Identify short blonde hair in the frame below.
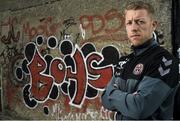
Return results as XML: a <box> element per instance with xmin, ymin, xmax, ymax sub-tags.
<box><xmin>125</xmin><ymin>1</ymin><xmax>155</xmax><ymax>19</ymax></box>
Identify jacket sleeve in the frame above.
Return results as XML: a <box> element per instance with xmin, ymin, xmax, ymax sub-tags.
<box><xmin>101</xmin><ymin>76</ymin><xmax>117</xmax><ymax>111</ymax></box>
<box><xmin>108</xmin><ymin>76</ymin><xmax>172</xmax><ymax>119</ymax></box>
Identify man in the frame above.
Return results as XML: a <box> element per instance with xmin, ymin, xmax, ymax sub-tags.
<box><xmin>101</xmin><ymin>1</ymin><xmax>179</xmax><ymax>120</ymax></box>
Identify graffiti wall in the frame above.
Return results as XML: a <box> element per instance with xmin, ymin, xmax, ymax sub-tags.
<box><xmin>0</xmin><ymin>0</ymin><xmax>172</xmax><ymax>120</ymax></box>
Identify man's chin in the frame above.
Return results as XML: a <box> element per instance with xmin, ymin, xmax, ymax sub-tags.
<box><xmin>131</xmin><ymin>40</ymin><xmax>142</xmax><ymax>46</ymax></box>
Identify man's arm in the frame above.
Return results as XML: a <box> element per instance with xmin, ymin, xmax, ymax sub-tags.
<box><xmin>101</xmin><ymin>76</ymin><xmax>117</xmax><ymax>111</ymax></box>
<box><xmin>108</xmin><ymin>76</ymin><xmax>172</xmax><ymax>119</ymax></box>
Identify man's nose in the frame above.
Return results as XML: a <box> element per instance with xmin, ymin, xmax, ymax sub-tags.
<box><xmin>131</xmin><ymin>22</ymin><xmax>139</xmax><ymax>32</ymax></box>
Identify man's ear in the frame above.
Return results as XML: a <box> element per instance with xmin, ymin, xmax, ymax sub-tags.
<box><xmin>152</xmin><ymin>21</ymin><xmax>158</xmax><ymax>30</ymax></box>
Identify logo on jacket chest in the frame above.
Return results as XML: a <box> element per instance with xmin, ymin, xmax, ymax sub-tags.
<box><xmin>133</xmin><ymin>63</ymin><xmax>144</xmax><ymax>75</ymax></box>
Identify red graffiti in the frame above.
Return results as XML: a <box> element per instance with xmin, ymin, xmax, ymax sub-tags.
<box><xmin>66</xmin><ymin>48</ymin><xmax>87</xmax><ymax>106</ymax></box>
<box><xmin>79</xmin><ymin>9</ymin><xmax>124</xmax><ymax>35</ymax></box>
<box><xmin>51</xmin><ymin>58</ymin><xmax>66</xmax><ymax>84</ymax></box>
<box><xmin>87</xmin><ymin>52</ymin><xmax>113</xmax><ymax>89</ymax></box>
<box><xmin>1</xmin><ymin>25</ymin><xmax>20</xmax><ymax>44</ymax></box>
<box><xmin>1</xmin><ymin>17</ymin><xmax>20</xmax><ymax>44</ymax></box>
<box><xmin>28</xmin><ymin>50</ymin><xmax>53</xmax><ymax>101</ymax></box>
<box><xmin>23</xmin><ymin>16</ymin><xmax>61</xmax><ymax>40</ymax></box>
<box><xmin>27</xmin><ymin>44</ymin><xmax>113</xmax><ymax>107</ymax></box>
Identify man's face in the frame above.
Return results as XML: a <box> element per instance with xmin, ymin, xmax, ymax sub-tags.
<box><xmin>125</xmin><ymin>9</ymin><xmax>157</xmax><ymax>46</ymax></box>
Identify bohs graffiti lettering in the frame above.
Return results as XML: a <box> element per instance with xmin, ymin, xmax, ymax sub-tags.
<box><xmin>15</xmin><ymin>35</ymin><xmax>120</xmax><ymax>113</ymax></box>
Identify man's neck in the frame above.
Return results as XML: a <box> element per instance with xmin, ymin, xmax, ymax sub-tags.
<box><xmin>131</xmin><ymin>38</ymin><xmax>158</xmax><ymax>56</ymax></box>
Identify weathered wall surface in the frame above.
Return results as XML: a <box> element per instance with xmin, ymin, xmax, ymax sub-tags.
<box><xmin>0</xmin><ymin>0</ymin><xmax>172</xmax><ymax>120</ymax></box>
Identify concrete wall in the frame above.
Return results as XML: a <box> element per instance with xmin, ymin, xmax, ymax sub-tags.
<box><xmin>0</xmin><ymin>0</ymin><xmax>172</xmax><ymax>120</ymax></box>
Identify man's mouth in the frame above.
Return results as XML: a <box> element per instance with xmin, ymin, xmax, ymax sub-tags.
<box><xmin>131</xmin><ymin>35</ymin><xmax>140</xmax><ymax>38</ymax></box>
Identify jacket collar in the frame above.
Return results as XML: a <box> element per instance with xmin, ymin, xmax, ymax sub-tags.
<box><xmin>131</xmin><ymin>38</ymin><xmax>158</xmax><ymax>56</ymax></box>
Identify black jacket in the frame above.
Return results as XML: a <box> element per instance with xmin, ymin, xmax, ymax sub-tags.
<box><xmin>101</xmin><ymin>38</ymin><xmax>179</xmax><ymax>120</ymax></box>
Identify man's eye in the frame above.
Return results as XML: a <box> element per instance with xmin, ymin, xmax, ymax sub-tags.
<box><xmin>138</xmin><ymin>21</ymin><xmax>145</xmax><ymax>24</ymax></box>
<box><xmin>126</xmin><ymin>22</ymin><xmax>132</xmax><ymax>25</ymax></box>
